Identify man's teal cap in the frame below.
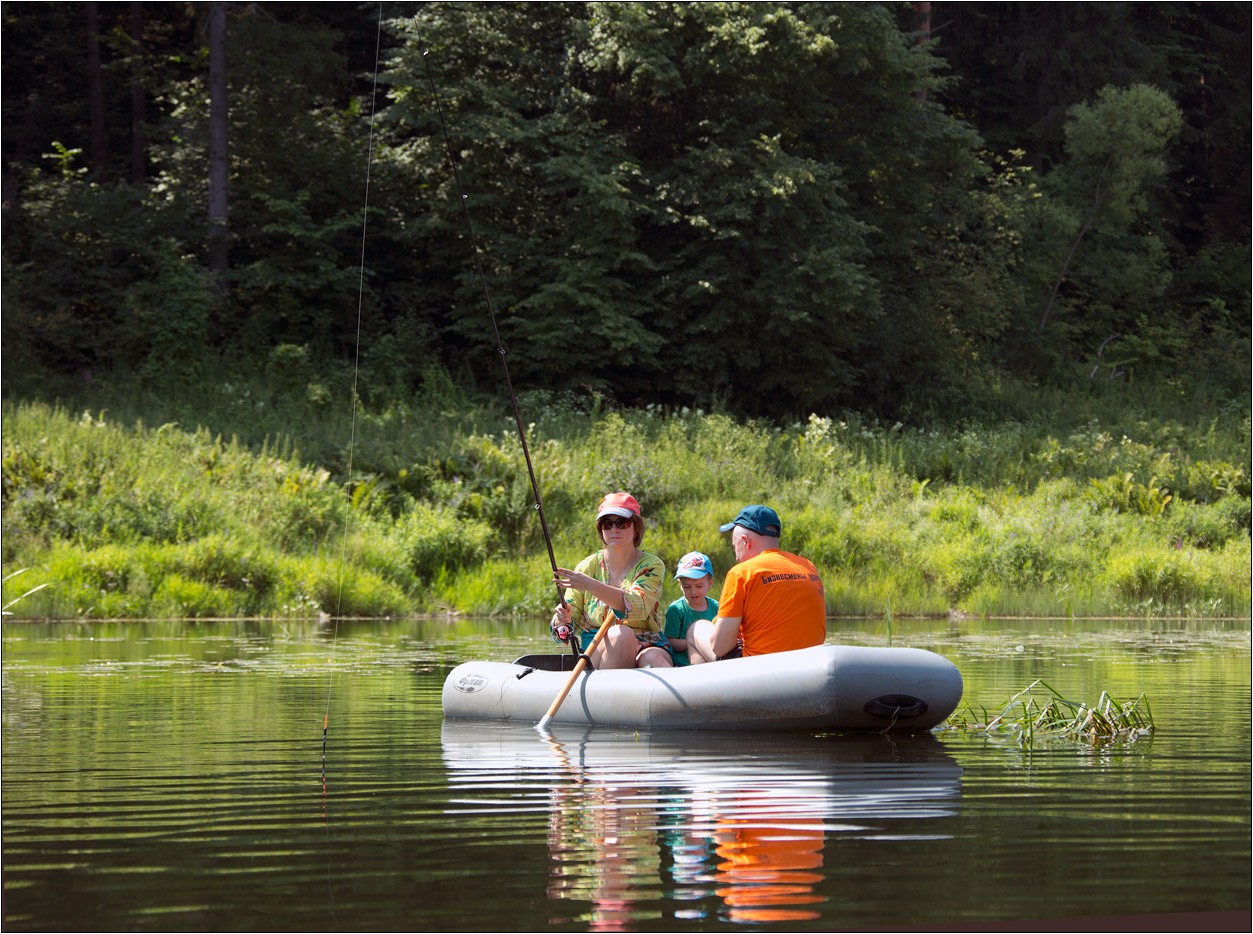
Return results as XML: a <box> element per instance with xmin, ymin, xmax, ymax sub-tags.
<box><xmin>719</xmin><ymin>505</ymin><xmax>781</xmax><ymax>537</ymax></box>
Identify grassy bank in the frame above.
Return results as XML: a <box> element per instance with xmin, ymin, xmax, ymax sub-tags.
<box><xmin>2</xmin><ymin>376</ymin><xmax>1249</xmax><ymax>620</ymax></box>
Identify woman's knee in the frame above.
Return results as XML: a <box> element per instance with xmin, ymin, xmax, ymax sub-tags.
<box><xmin>593</xmin><ymin>625</ymin><xmax>638</xmax><ymax>668</ymax></box>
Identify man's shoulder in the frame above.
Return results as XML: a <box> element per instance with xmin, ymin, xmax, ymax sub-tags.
<box><xmin>745</xmin><ymin>550</ymin><xmax>821</xmax><ymax>585</ymax></box>
<box><xmin>744</xmin><ymin>549</ymin><xmax>807</xmax><ymax>569</ymax></box>
<box><xmin>766</xmin><ymin>549</ymin><xmax>818</xmax><ymax>570</ymax></box>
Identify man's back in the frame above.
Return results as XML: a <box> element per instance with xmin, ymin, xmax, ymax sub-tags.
<box><xmin>716</xmin><ymin>549</ymin><xmax>826</xmax><ymax>655</ymax></box>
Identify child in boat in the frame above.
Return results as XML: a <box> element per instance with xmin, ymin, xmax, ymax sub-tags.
<box><xmin>664</xmin><ymin>552</ymin><xmax>719</xmax><ymax>666</ymax></box>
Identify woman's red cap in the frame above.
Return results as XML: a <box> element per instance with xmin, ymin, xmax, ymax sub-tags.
<box><xmin>596</xmin><ymin>492</ymin><xmax>641</xmax><ymax>520</ymax></box>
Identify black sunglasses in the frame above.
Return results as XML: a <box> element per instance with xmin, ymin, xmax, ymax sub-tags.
<box><xmin>598</xmin><ymin>516</ymin><xmax>634</xmax><ymax>530</ymax></box>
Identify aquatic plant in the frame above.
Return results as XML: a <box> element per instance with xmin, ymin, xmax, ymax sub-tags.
<box><xmin>944</xmin><ymin>680</ymin><xmax>1154</xmax><ymax>747</ymax></box>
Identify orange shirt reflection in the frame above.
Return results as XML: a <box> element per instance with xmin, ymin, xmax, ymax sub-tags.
<box><xmin>713</xmin><ymin>808</ymin><xmax>825</xmax><ymax>923</ymax></box>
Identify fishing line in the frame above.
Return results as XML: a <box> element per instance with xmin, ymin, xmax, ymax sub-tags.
<box><xmin>324</xmin><ymin>0</ymin><xmax>386</xmax><ymax>793</ymax></box>
<box><xmin>417</xmin><ymin>37</ymin><xmax>564</xmax><ymax>601</ymax></box>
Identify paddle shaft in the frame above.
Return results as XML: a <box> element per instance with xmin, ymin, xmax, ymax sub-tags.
<box><xmin>536</xmin><ymin>614</ymin><xmax>616</xmax><ymax>732</ymax></box>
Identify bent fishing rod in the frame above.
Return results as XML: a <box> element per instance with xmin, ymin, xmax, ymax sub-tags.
<box><xmin>418</xmin><ymin>43</ymin><xmax>564</xmax><ymax>608</ymax></box>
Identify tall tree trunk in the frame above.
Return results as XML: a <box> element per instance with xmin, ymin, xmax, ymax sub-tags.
<box><xmin>1038</xmin><ymin>155</ymin><xmax>1113</xmax><ymax>333</ymax></box>
<box><xmin>913</xmin><ymin>2</ymin><xmax>932</xmax><ymax>103</ymax></box>
<box><xmin>129</xmin><ymin>2</ymin><xmax>147</xmax><ymax>184</ymax></box>
<box><xmin>86</xmin><ymin>2</ymin><xmax>107</xmax><ymax>179</ymax></box>
<box><xmin>208</xmin><ymin>2</ymin><xmax>229</xmax><ymax>288</ymax></box>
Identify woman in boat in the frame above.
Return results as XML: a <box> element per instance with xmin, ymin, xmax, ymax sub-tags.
<box><xmin>550</xmin><ymin>492</ymin><xmax>673</xmax><ymax>669</ymax></box>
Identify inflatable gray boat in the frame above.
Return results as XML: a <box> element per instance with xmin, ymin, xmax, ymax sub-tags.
<box><xmin>442</xmin><ymin>644</ymin><xmax>963</xmax><ymax>732</ymax></box>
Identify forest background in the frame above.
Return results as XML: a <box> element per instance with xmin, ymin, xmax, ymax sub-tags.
<box><xmin>1</xmin><ymin>2</ymin><xmax>1249</xmax><ymax>621</ymax></box>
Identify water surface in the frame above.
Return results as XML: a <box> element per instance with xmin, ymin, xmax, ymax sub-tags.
<box><xmin>3</xmin><ymin>618</ymin><xmax>1249</xmax><ymax>930</ymax></box>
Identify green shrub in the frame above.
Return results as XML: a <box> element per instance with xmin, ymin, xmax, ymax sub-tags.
<box><xmin>3</xmin><ymin>392</ymin><xmax>1248</xmax><ymax>620</ymax></box>
<box><xmin>1103</xmin><ymin>549</ymin><xmax>1211</xmax><ymax>605</ymax></box>
<box><xmin>1159</xmin><ymin>498</ymin><xmax>1250</xmax><ymax>549</ymax></box>
<box><xmin>921</xmin><ymin>536</ymin><xmax>988</xmax><ymax>605</ymax></box>
<box><xmin>392</xmin><ymin>501</ymin><xmax>495</xmax><ymax>582</ymax></box>
<box><xmin>1174</xmin><ymin>460</ymin><xmax>1251</xmax><ymax>504</ymax></box>
<box><xmin>927</xmin><ymin>488</ymin><xmax>985</xmax><ymax>532</ymax></box>
<box><xmin>1213</xmin><ymin>538</ymin><xmax>1253</xmax><ymax>612</ymax></box>
<box><xmin>152</xmin><ymin>574</ymin><xmax>237</xmax><ymax>618</ymax></box>
<box><xmin>161</xmin><ymin>536</ymin><xmax>278</xmax><ymax>596</ymax></box>
<box><xmin>986</xmin><ymin>531</ymin><xmax>1065</xmax><ymax>589</ymax></box>
<box><xmin>438</xmin><ymin>555</ymin><xmax>557</xmax><ymax>617</ymax></box>
<box><xmin>275</xmin><ymin>555</ymin><xmax>409</xmax><ymax>618</ymax></box>
<box><xmin>1085</xmin><ymin>472</ymin><xmax>1173</xmax><ymax>516</ymax></box>
<box><xmin>35</xmin><ymin>543</ymin><xmax>147</xmax><ymax>617</ymax></box>
<box><xmin>331</xmin><ymin>573</ymin><xmax>409</xmax><ymax>618</ymax></box>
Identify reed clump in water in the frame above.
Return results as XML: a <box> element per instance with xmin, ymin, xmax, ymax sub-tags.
<box><xmin>945</xmin><ymin>679</ymin><xmax>1154</xmax><ymax>747</ymax></box>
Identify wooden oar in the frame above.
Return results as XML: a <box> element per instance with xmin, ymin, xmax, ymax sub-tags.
<box><xmin>536</xmin><ymin>614</ymin><xmax>615</xmax><ymax>733</ymax></box>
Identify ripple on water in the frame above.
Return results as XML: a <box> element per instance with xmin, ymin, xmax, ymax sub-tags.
<box><xmin>2</xmin><ymin>618</ymin><xmax>1248</xmax><ymax>930</ymax></box>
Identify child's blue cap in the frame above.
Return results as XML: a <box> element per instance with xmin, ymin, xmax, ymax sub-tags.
<box><xmin>674</xmin><ymin>552</ymin><xmax>713</xmax><ymax>580</ymax></box>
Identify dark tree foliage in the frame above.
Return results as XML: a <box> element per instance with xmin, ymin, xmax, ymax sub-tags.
<box><xmin>386</xmin><ymin>2</ymin><xmax>997</xmax><ymax>417</ymax></box>
<box><xmin>1</xmin><ymin>2</ymin><xmax>1247</xmax><ymax>421</ymax></box>
<box><xmin>2</xmin><ymin>2</ymin><xmax>396</xmax><ymax>384</ymax></box>
<box><xmin>929</xmin><ymin>2</ymin><xmax>1250</xmax><ymax>250</ymax></box>
<box><xmin>928</xmin><ymin>1</ymin><xmax>1250</xmax><ymax>391</ymax></box>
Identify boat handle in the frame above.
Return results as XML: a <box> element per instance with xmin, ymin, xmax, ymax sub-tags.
<box><xmin>864</xmin><ymin>694</ymin><xmax>929</xmax><ymax>719</ymax></box>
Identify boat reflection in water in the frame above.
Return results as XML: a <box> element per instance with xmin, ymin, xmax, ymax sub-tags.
<box><xmin>441</xmin><ymin>722</ymin><xmax>963</xmax><ymax>929</ymax></box>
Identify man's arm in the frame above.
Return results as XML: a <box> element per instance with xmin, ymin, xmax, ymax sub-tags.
<box><xmin>707</xmin><ymin>615</ymin><xmax>742</xmax><ymax>658</ymax></box>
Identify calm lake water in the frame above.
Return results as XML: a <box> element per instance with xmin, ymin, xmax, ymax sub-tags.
<box><xmin>2</xmin><ymin>617</ymin><xmax>1249</xmax><ymax>931</ymax></box>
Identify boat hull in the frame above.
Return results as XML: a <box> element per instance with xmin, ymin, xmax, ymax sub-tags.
<box><xmin>442</xmin><ymin>644</ymin><xmax>963</xmax><ymax>732</ymax></box>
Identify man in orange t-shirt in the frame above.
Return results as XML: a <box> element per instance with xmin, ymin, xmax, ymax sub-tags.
<box><xmin>687</xmin><ymin>505</ymin><xmax>826</xmax><ymax>661</ymax></box>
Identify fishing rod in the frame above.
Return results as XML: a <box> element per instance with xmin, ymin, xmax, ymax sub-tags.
<box><xmin>417</xmin><ymin>41</ymin><xmax>564</xmax><ymax>605</ymax></box>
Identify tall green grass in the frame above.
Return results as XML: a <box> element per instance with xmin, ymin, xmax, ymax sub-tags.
<box><xmin>2</xmin><ymin>372</ymin><xmax>1249</xmax><ymax>620</ymax></box>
